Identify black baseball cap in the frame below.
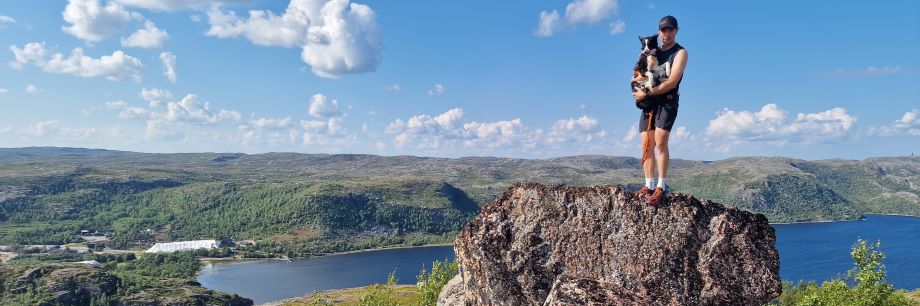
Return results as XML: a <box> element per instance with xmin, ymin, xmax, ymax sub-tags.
<box><xmin>659</xmin><ymin>15</ymin><xmax>678</xmax><ymax>30</ymax></box>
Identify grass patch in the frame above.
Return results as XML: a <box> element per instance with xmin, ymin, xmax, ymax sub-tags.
<box><xmin>283</xmin><ymin>285</ymin><xmax>420</xmax><ymax>306</ymax></box>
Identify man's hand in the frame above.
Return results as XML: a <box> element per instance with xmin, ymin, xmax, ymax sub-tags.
<box><xmin>631</xmin><ymin>74</ymin><xmax>647</xmax><ymax>83</ymax></box>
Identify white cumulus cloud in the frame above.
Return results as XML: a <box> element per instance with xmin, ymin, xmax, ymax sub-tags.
<box><xmin>109</xmin><ymin>93</ymin><xmax>241</xmax><ymax>127</ymax></box>
<box><xmin>308</xmin><ymin>93</ymin><xmax>342</xmax><ymax>118</ymax></box>
<box><xmin>120</xmin><ymin>94</ymin><xmax>241</xmax><ymax>140</ymax></box>
<box><xmin>893</xmin><ymin>110</ymin><xmax>920</xmax><ymax>135</ymax></box>
<box><xmin>871</xmin><ymin>109</ymin><xmax>920</xmax><ymax>136</ymax></box>
<box><xmin>385</xmin><ymin>109</ymin><xmax>609</xmax><ymax>153</ymax></box>
<box><xmin>461</xmin><ymin>119</ymin><xmax>526</xmax><ymax>148</ymax></box>
<box><xmin>672</xmin><ymin>126</ymin><xmax>690</xmax><ymax>138</ymax></box>
<box><xmin>427</xmin><ymin>83</ymin><xmax>445</xmax><ymax>96</ymax></box>
<box><xmin>706</xmin><ymin>103</ymin><xmax>857</xmax><ymax>144</ymax></box>
<box><xmin>238</xmin><ymin>116</ymin><xmax>296</xmax><ymax>145</ymax></box>
<box><xmin>385</xmin><ymin>108</ymin><xmax>467</xmax><ymax>148</ymax></box>
<box><xmin>545</xmin><ymin>115</ymin><xmax>606</xmax><ymax>145</ymax></box>
<box><xmin>113</xmin><ymin>0</ymin><xmax>250</xmax><ymax>11</ymax></box>
<box><xmin>240</xmin><ymin>93</ymin><xmax>352</xmax><ymax>147</ymax></box>
<box><xmin>9</xmin><ymin>42</ymin><xmax>144</xmax><ymax>82</ymax></box>
<box><xmin>535</xmin><ymin>11</ymin><xmax>561</xmax><ymax>37</ymax></box>
<box><xmin>164</xmin><ymin>94</ymin><xmax>241</xmax><ymax>124</ymax></box>
<box><xmin>139</xmin><ymin>88</ymin><xmax>173</xmax><ymax>106</ymax></box>
<box><xmin>121</xmin><ymin>20</ymin><xmax>169</xmax><ymax>48</ymax></box>
<box><xmin>300</xmin><ymin>117</ymin><xmax>347</xmax><ymax>144</ymax></box>
<box><xmin>160</xmin><ymin>51</ymin><xmax>176</xmax><ymax>83</ymax></box>
<box><xmin>25</xmin><ymin>120</ymin><xmax>59</xmax><ymax>136</ymax></box>
<box><xmin>621</xmin><ymin>126</ymin><xmax>637</xmax><ymax>142</ymax></box>
<box><xmin>536</xmin><ymin>0</ymin><xmax>620</xmax><ymax>37</ymax></box>
<box><xmin>205</xmin><ymin>0</ymin><xmax>383</xmax><ymax>78</ymax></box>
<box><xmin>62</xmin><ymin>0</ymin><xmax>136</xmax><ymax>42</ymax></box>
<box><xmin>609</xmin><ymin>19</ymin><xmax>625</xmax><ymax>35</ymax></box>
<box><xmin>246</xmin><ymin>117</ymin><xmax>293</xmax><ymax>129</ymax></box>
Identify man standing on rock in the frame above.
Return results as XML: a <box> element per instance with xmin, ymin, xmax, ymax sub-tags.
<box><xmin>632</xmin><ymin>16</ymin><xmax>688</xmax><ymax>206</ymax></box>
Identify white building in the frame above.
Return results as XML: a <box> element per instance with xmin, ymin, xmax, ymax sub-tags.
<box><xmin>76</xmin><ymin>260</ymin><xmax>100</xmax><ymax>266</ymax></box>
<box><xmin>145</xmin><ymin>240</ymin><xmax>220</xmax><ymax>253</ymax></box>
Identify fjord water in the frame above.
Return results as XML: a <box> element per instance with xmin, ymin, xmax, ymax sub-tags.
<box><xmin>773</xmin><ymin>214</ymin><xmax>920</xmax><ymax>288</ymax></box>
<box><xmin>197</xmin><ymin>246</ymin><xmax>456</xmax><ymax>304</ymax></box>
<box><xmin>198</xmin><ymin>215</ymin><xmax>920</xmax><ymax>304</ymax></box>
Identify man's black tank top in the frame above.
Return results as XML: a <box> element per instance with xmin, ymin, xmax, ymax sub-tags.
<box><xmin>655</xmin><ymin>43</ymin><xmax>684</xmax><ymax>100</ymax></box>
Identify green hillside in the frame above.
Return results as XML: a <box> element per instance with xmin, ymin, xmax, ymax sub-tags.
<box><xmin>0</xmin><ymin>147</ymin><xmax>918</xmax><ymax>253</ymax></box>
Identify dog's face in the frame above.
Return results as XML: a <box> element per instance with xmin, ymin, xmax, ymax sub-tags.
<box><xmin>639</xmin><ymin>34</ymin><xmax>659</xmax><ymax>56</ymax></box>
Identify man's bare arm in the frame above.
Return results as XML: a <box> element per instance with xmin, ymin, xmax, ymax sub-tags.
<box><xmin>649</xmin><ymin>49</ymin><xmax>688</xmax><ymax>96</ymax></box>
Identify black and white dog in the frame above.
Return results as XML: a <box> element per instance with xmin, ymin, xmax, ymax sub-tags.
<box><xmin>631</xmin><ymin>34</ymin><xmax>667</xmax><ymax>97</ymax></box>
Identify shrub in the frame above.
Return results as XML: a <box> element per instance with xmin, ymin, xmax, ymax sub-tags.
<box><xmin>305</xmin><ymin>292</ymin><xmax>333</xmax><ymax>306</ymax></box>
<box><xmin>416</xmin><ymin>258</ymin><xmax>459</xmax><ymax>306</ymax></box>
<box><xmin>360</xmin><ymin>271</ymin><xmax>400</xmax><ymax>306</ymax></box>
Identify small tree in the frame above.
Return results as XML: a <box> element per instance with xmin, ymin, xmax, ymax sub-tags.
<box><xmin>360</xmin><ymin>271</ymin><xmax>399</xmax><ymax>306</ymax></box>
<box><xmin>847</xmin><ymin>240</ymin><xmax>911</xmax><ymax>305</ymax></box>
<box><xmin>416</xmin><ymin>258</ymin><xmax>459</xmax><ymax>306</ymax></box>
<box><xmin>89</xmin><ymin>293</ymin><xmax>113</xmax><ymax>306</ymax></box>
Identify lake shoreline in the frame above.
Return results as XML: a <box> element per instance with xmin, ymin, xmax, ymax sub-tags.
<box><xmin>769</xmin><ymin>219</ymin><xmax>860</xmax><ymax>225</ymax></box>
<box><xmin>769</xmin><ymin>213</ymin><xmax>920</xmax><ymax>225</ymax></box>
<box><xmin>198</xmin><ymin>243</ymin><xmax>455</xmax><ymax>267</ymax></box>
<box><xmin>307</xmin><ymin>242</ymin><xmax>454</xmax><ymax>259</ymax></box>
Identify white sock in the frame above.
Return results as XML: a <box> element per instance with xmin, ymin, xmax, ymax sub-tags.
<box><xmin>657</xmin><ymin>178</ymin><xmax>668</xmax><ymax>189</ymax></box>
<box><xmin>645</xmin><ymin>178</ymin><xmax>655</xmax><ymax>188</ymax></box>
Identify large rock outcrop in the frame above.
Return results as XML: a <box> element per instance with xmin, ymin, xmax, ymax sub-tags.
<box><xmin>444</xmin><ymin>182</ymin><xmax>781</xmax><ymax>305</ymax></box>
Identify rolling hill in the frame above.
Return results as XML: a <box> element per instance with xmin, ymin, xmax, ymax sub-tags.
<box><xmin>0</xmin><ymin>147</ymin><xmax>917</xmax><ymax>254</ymax></box>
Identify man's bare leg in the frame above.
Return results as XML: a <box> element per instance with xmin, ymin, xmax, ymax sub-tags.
<box><xmin>654</xmin><ymin>128</ymin><xmax>671</xmax><ymax>188</ymax></box>
<box><xmin>642</xmin><ymin>130</ymin><xmax>657</xmax><ymax>184</ymax></box>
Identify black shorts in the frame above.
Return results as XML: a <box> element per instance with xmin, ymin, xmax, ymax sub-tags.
<box><xmin>638</xmin><ymin>101</ymin><xmax>678</xmax><ymax>132</ymax></box>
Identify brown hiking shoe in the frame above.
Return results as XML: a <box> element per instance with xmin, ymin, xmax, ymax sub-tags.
<box><xmin>637</xmin><ymin>186</ymin><xmax>652</xmax><ymax>196</ymax></box>
<box><xmin>646</xmin><ymin>187</ymin><xmax>667</xmax><ymax>206</ymax></box>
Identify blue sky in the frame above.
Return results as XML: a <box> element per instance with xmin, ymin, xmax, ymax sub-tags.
<box><xmin>0</xmin><ymin>0</ymin><xmax>917</xmax><ymax>160</ymax></box>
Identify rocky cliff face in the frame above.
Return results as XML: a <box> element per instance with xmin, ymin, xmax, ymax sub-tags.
<box><xmin>441</xmin><ymin>182</ymin><xmax>782</xmax><ymax>306</ymax></box>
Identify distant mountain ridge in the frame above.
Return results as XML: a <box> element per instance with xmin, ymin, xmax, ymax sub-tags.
<box><xmin>0</xmin><ymin>147</ymin><xmax>917</xmax><ymax>251</ymax></box>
